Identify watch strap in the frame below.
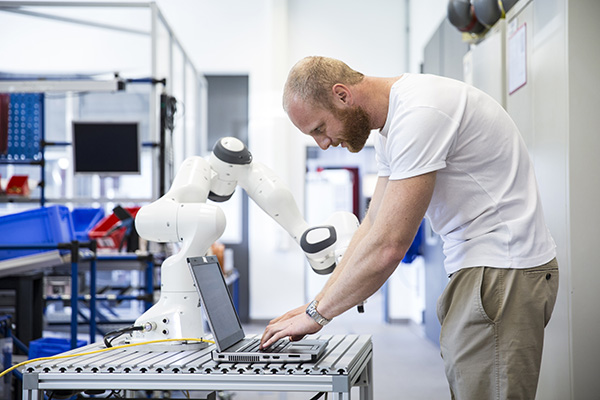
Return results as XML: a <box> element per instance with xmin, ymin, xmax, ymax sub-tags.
<box><xmin>306</xmin><ymin>300</ymin><xmax>331</xmax><ymax>326</ymax></box>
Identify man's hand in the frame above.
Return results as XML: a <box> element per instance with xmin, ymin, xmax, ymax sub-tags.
<box><xmin>260</xmin><ymin>309</ymin><xmax>323</xmax><ymax>350</ymax></box>
<box><xmin>267</xmin><ymin>303</ymin><xmax>308</xmax><ymax>325</ymax></box>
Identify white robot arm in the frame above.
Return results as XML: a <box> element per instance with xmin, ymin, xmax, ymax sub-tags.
<box><xmin>130</xmin><ymin>137</ymin><xmax>358</xmax><ymax>342</ymax></box>
<box><xmin>208</xmin><ymin>137</ymin><xmax>358</xmax><ymax>274</ymax></box>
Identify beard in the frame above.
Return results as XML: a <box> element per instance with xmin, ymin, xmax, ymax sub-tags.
<box><xmin>333</xmin><ymin>105</ymin><xmax>372</xmax><ymax>153</ymax></box>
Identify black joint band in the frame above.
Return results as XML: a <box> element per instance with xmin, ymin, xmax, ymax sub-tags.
<box><xmin>208</xmin><ymin>190</ymin><xmax>234</xmax><ymax>203</ymax></box>
<box><xmin>300</xmin><ymin>226</ymin><xmax>336</xmax><ymax>254</ymax></box>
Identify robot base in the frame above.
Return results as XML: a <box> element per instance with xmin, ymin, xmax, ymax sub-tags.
<box><xmin>129</xmin><ymin>290</ymin><xmax>208</xmax><ymax>347</ymax></box>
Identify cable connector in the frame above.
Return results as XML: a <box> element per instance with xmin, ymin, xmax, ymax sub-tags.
<box><xmin>143</xmin><ymin>321</ymin><xmax>156</xmax><ymax>332</ymax></box>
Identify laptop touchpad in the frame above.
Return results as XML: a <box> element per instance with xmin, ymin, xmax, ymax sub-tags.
<box><xmin>287</xmin><ymin>342</ymin><xmax>320</xmax><ymax>352</ymax></box>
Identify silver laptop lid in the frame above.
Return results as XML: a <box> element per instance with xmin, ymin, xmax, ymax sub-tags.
<box><xmin>187</xmin><ymin>256</ymin><xmax>245</xmax><ymax>352</ymax></box>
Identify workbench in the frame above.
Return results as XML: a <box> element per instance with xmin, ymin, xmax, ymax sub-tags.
<box><xmin>21</xmin><ymin>334</ymin><xmax>372</xmax><ymax>399</ymax></box>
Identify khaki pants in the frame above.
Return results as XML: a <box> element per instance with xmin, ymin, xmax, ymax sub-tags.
<box><xmin>437</xmin><ymin>258</ymin><xmax>559</xmax><ymax>400</ymax></box>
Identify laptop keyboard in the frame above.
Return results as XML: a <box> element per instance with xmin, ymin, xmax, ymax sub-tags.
<box><xmin>240</xmin><ymin>339</ymin><xmax>287</xmax><ymax>353</ymax></box>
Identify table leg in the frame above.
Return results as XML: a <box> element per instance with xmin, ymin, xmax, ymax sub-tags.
<box><xmin>359</xmin><ymin>358</ymin><xmax>374</xmax><ymax>399</ymax></box>
<box><xmin>22</xmin><ymin>388</ymin><xmax>42</xmax><ymax>400</ymax></box>
<box><xmin>332</xmin><ymin>391</ymin><xmax>351</xmax><ymax>400</ymax></box>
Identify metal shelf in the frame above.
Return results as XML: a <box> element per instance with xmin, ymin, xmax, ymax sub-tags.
<box><xmin>0</xmin><ymin>242</ymin><xmax>155</xmax><ymax>349</ymax></box>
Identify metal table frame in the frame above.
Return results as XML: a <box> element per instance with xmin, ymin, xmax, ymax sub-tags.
<box><xmin>21</xmin><ymin>334</ymin><xmax>373</xmax><ymax>400</ymax></box>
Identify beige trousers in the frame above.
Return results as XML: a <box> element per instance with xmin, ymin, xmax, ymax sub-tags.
<box><xmin>437</xmin><ymin>258</ymin><xmax>559</xmax><ymax>400</ymax></box>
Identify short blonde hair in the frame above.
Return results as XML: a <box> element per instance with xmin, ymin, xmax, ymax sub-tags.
<box><xmin>283</xmin><ymin>56</ymin><xmax>364</xmax><ymax>112</ymax></box>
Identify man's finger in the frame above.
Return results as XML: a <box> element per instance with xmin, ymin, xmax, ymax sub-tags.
<box><xmin>260</xmin><ymin>323</ymin><xmax>282</xmax><ymax>348</ymax></box>
<box><xmin>260</xmin><ymin>329</ymin><xmax>288</xmax><ymax>349</ymax></box>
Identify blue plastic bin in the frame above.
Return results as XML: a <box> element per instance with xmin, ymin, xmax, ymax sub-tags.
<box><xmin>71</xmin><ymin>208</ymin><xmax>105</xmax><ymax>241</ymax></box>
<box><xmin>28</xmin><ymin>337</ymin><xmax>86</xmax><ymax>359</ymax></box>
<box><xmin>0</xmin><ymin>205</ymin><xmax>75</xmax><ymax>261</ymax></box>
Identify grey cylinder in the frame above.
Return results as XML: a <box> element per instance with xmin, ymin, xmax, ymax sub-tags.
<box><xmin>473</xmin><ymin>0</ymin><xmax>502</xmax><ymax>27</ymax></box>
<box><xmin>447</xmin><ymin>0</ymin><xmax>486</xmax><ymax>34</ymax></box>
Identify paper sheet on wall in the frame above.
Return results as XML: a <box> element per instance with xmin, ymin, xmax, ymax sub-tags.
<box><xmin>508</xmin><ymin>23</ymin><xmax>527</xmax><ymax>94</ymax></box>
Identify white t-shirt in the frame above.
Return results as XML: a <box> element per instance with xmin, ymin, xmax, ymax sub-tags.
<box><xmin>375</xmin><ymin>73</ymin><xmax>556</xmax><ymax>275</ymax></box>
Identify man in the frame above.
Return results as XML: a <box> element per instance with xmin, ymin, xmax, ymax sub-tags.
<box><xmin>260</xmin><ymin>56</ymin><xmax>558</xmax><ymax>400</ymax></box>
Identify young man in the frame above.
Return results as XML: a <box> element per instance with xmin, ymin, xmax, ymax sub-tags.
<box><xmin>260</xmin><ymin>56</ymin><xmax>558</xmax><ymax>399</ymax></box>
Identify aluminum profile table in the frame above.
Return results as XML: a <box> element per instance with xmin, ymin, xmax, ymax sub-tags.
<box><xmin>21</xmin><ymin>334</ymin><xmax>373</xmax><ymax>399</ymax></box>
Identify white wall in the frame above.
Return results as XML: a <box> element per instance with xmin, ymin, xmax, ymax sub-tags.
<box><xmin>286</xmin><ymin>0</ymin><xmax>407</xmax><ymax>77</ymax></box>
<box><xmin>564</xmin><ymin>0</ymin><xmax>600</xmax><ymax>396</ymax></box>
<box><xmin>408</xmin><ymin>0</ymin><xmax>448</xmax><ymax>73</ymax></box>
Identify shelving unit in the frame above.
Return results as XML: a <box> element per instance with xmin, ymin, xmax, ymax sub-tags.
<box><xmin>44</xmin><ymin>251</ymin><xmax>156</xmax><ymax>343</ymax></box>
<box><xmin>0</xmin><ymin>1</ymin><xmax>205</xmax><ymax>345</ymax></box>
<box><xmin>0</xmin><ymin>9</ymin><xmax>209</xmax><ymax>400</ymax></box>
<box><xmin>0</xmin><ymin>242</ymin><xmax>156</xmax><ymax>349</ymax></box>
<box><xmin>0</xmin><ymin>1</ymin><xmax>209</xmax><ymax>205</ymax></box>
<box><xmin>0</xmin><ymin>77</ymin><xmax>159</xmax><ymax>208</ymax></box>
<box><xmin>0</xmin><ymin>241</ymin><xmax>96</xmax><ymax>349</ymax></box>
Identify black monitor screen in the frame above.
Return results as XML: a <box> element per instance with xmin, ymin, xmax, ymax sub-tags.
<box><xmin>73</xmin><ymin>122</ymin><xmax>140</xmax><ymax>174</ymax></box>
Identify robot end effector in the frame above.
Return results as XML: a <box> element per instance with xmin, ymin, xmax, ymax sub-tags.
<box><xmin>300</xmin><ymin>211</ymin><xmax>358</xmax><ymax>274</ymax></box>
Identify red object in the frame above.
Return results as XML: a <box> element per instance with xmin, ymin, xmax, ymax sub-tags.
<box><xmin>88</xmin><ymin>206</ymin><xmax>140</xmax><ymax>249</ymax></box>
<box><xmin>6</xmin><ymin>175</ymin><xmax>30</xmax><ymax>196</ymax></box>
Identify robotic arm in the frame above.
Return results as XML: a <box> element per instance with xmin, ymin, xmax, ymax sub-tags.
<box><xmin>208</xmin><ymin>138</ymin><xmax>357</xmax><ymax>274</ymax></box>
<box><xmin>130</xmin><ymin>137</ymin><xmax>358</xmax><ymax>342</ymax></box>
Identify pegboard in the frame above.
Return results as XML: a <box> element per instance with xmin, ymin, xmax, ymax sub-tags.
<box><xmin>0</xmin><ymin>93</ymin><xmax>44</xmax><ymax>161</ymax></box>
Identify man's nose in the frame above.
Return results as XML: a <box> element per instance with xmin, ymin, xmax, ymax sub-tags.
<box><xmin>316</xmin><ymin>136</ymin><xmax>331</xmax><ymax>150</ymax></box>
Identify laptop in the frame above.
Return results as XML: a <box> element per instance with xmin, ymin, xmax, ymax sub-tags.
<box><xmin>187</xmin><ymin>256</ymin><xmax>328</xmax><ymax>363</ymax></box>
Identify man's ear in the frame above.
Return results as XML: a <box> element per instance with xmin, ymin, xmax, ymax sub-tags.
<box><xmin>332</xmin><ymin>84</ymin><xmax>352</xmax><ymax>105</ymax></box>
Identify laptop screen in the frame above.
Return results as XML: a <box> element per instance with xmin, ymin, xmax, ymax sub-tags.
<box><xmin>188</xmin><ymin>256</ymin><xmax>245</xmax><ymax>351</ymax></box>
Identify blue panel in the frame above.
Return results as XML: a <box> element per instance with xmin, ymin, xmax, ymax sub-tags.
<box><xmin>0</xmin><ymin>93</ymin><xmax>44</xmax><ymax>161</ymax></box>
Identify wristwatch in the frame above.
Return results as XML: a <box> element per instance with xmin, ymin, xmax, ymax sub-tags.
<box><xmin>306</xmin><ymin>300</ymin><xmax>331</xmax><ymax>326</ymax></box>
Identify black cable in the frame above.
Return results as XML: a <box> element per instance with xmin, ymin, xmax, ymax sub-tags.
<box><xmin>103</xmin><ymin>325</ymin><xmax>144</xmax><ymax>348</ymax></box>
<box><xmin>309</xmin><ymin>392</ymin><xmax>326</xmax><ymax>400</ymax></box>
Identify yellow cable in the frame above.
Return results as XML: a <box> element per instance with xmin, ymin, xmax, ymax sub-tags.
<box><xmin>0</xmin><ymin>337</ymin><xmax>214</xmax><ymax>379</ymax></box>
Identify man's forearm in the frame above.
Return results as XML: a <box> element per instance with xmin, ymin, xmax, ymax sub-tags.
<box><xmin>316</xmin><ymin>230</ymin><xmax>406</xmax><ymax>320</ymax></box>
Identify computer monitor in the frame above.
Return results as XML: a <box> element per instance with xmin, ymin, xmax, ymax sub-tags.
<box><xmin>72</xmin><ymin>121</ymin><xmax>140</xmax><ymax>175</ymax></box>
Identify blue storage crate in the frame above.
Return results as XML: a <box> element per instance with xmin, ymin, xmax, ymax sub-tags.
<box><xmin>71</xmin><ymin>208</ymin><xmax>105</xmax><ymax>241</ymax></box>
<box><xmin>0</xmin><ymin>205</ymin><xmax>74</xmax><ymax>261</ymax></box>
<box><xmin>28</xmin><ymin>337</ymin><xmax>86</xmax><ymax>359</ymax></box>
